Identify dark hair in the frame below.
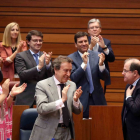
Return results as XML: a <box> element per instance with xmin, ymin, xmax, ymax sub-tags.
<box><xmin>26</xmin><ymin>30</ymin><xmax>43</xmax><ymax>41</ymax></box>
<box><xmin>125</xmin><ymin>58</ymin><xmax>140</xmax><ymax>75</ymax></box>
<box><xmin>130</xmin><ymin>63</ymin><xmax>140</xmax><ymax>75</ymax></box>
<box><xmin>74</xmin><ymin>32</ymin><xmax>88</xmax><ymax>44</ymax></box>
<box><xmin>51</xmin><ymin>55</ymin><xmax>73</xmax><ymax>74</ymax></box>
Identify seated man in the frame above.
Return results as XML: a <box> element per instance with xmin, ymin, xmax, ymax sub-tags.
<box><xmin>15</xmin><ymin>30</ymin><xmax>52</xmax><ymax>107</ymax></box>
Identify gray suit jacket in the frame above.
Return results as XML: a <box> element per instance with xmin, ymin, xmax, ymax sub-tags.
<box><xmin>15</xmin><ymin>50</ymin><xmax>52</xmax><ymax>106</ymax></box>
<box><xmin>29</xmin><ymin>76</ymin><xmax>82</xmax><ymax>140</ymax></box>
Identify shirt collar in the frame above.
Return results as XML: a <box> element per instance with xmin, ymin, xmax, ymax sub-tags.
<box><xmin>53</xmin><ymin>75</ymin><xmax>66</xmax><ymax>85</ymax></box>
<box><xmin>132</xmin><ymin>78</ymin><xmax>140</xmax><ymax>86</ymax></box>
<box><xmin>78</xmin><ymin>50</ymin><xmax>83</xmax><ymax>58</ymax></box>
<box><xmin>29</xmin><ymin>49</ymin><xmax>40</xmax><ymax>56</ymax></box>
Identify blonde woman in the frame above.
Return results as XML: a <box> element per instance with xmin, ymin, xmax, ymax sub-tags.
<box><xmin>0</xmin><ymin>22</ymin><xmax>27</xmax><ymax>80</ymax></box>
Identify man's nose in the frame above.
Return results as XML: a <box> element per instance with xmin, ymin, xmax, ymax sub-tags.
<box><xmin>67</xmin><ymin>71</ymin><xmax>71</xmax><ymax>76</ymax></box>
<box><xmin>82</xmin><ymin>42</ymin><xmax>86</xmax><ymax>45</ymax></box>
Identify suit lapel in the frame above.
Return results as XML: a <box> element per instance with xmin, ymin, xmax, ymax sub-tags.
<box><xmin>4</xmin><ymin>46</ymin><xmax>12</xmax><ymax>56</ymax></box>
<box><xmin>75</xmin><ymin>51</ymin><xmax>83</xmax><ymax>65</ymax></box>
<box><xmin>65</xmin><ymin>81</ymin><xmax>71</xmax><ymax>115</ymax></box>
<box><xmin>132</xmin><ymin>79</ymin><xmax>140</xmax><ymax>98</ymax></box>
<box><xmin>48</xmin><ymin>77</ymin><xmax>59</xmax><ymax>101</ymax></box>
<box><xmin>26</xmin><ymin>50</ymin><xmax>37</xmax><ymax>67</ymax></box>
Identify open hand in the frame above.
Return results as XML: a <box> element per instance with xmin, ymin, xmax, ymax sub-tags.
<box><xmin>126</xmin><ymin>85</ymin><xmax>135</xmax><ymax>97</ymax></box>
<box><xmin>10</xmin><ymin>83</ymin><xmax>27</xmax><ymax>97</ymax></box>
<box><xmin>62</xmin><ymin>85</ymin><xmax>70</xmax><ymax>103</ymax></box>
<box><xmin>98</xmin><ymin>53</ymin><xmax>105</xmax><ymax>66</ymax></box>
<box><xmin>73</xmin><ymin>86</ymin><xmax>82</xmax><ymax>102</ymax></box>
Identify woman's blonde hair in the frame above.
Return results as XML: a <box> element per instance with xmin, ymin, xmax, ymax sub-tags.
<box><xmin>2</xmin><ymin>22</ymin><xmax>21</xmax><ymax>47</ymax></box>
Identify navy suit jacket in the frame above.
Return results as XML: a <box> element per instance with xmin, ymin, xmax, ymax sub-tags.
<box><xmin>68</xmin><ymin>50</ymin><xmax>109</xmax><ymax>112</ymax></box>
<box><xmin>88</xmin><ymin>37</ymin><xmax>115</xmax><ymax>85</ymax></box>
<box><xmin>122</xmin><ymin>79</ymin><xmax>140</xmax><ymax>140</ymax></box>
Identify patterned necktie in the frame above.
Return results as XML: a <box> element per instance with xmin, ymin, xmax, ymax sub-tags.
<box><xmin>86</xmin><ymin>60</ymin><xmax>94</xmax><ymax>94</ymax></box>
<box><xmin>33</xmin><ymin>54</ymin><xmax>39</xmax><ymax>65</ymax></box>
<box><xmin>59</xmin><ymin>84</ymin><xmax>70</xmax><ymax>126</ymax></box>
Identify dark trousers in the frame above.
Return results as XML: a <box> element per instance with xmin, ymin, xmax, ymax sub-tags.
<box><xmin>30</xmin><ymin>100</ymin><xmax>36</xmax><ymax>108</ymax></box>
<box><xmin>83</xmin><ymin>95</ymin><xmax>95</xmax><ymax>118</ymax></box>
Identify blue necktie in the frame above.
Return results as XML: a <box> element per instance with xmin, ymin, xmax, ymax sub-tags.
<box><xmin>86</xmin><ymin>60</ymin><xmax>94</xmax><ymax>94</ymax></box>
<box><xmin>33</xmin><ymin>54</ymin><xmax>39</xmax><ymax>65</ymax></box>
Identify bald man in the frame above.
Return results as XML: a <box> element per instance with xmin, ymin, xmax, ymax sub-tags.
<box><xmin>122</xmin><ymin>58</ymin><xmax>140</xmax><ymax>140</ymax></box>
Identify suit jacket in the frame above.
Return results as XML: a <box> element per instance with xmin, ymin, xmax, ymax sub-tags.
<box><xmin>15</xmin><ymin>50</ymin><xmax>52</xmax><ymax>106</ymax></box>
<box><xmin>0</xmin><ymin>42</ymin><xmax>27</xmax><ymax>80</ymax></box>
<box><xmin>29</xmin><ymin>77</ymin><xmax>82</xmax><ymax>140</ymax></box>
<box><xmin>122</xmin><ymin>79</ymin><xmax>140</xmax><ymax>140</ymax></box>
<box><xmin>68</xmin><ymin>51</ymin><xmax>109</xmax><ymax>112</ymax></box>
<box><xmin>88</xmin><ymin>37</ymin><xmax>115</xmax><ymax>85</ymax></box>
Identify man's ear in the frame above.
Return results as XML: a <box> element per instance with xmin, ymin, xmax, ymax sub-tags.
<box><xmin>133</xmin><ymin>70</ymin><xmax>138</xmax><ymax>76</ymax></box>
<box><xmin>75</xmin><ymin>43</ymin><xmax>77</xmax><ymax>49</ymax></box>
<box><xmin>88</xmin><ymin>28</ymin><xmax>90</xmax><ymax>34</ymax></box>
<box><xmin>54</xmin><ymin>67</ymin><xmax>57</xmax><ymax>73</ymax></box>
<box><xmin>26</xmin><ymin>40</ymin><xmax>30</xmax><ymax>46</ymax></box>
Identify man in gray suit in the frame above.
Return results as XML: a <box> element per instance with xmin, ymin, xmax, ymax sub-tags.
<box><xmin>29</xmin><ymin>56</ymin><xmax>82</xmax><ymax>140</ymax></box>
<box><xmin>15</xmin><ymin>30</ymin><xmax>52</xmax><ymax>107</ymax></box>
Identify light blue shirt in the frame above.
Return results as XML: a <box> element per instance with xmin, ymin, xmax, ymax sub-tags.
<box><xmin>29</xmin><ymin>49</ymin><xmax>51</xmax><ymax>72</ymax></box>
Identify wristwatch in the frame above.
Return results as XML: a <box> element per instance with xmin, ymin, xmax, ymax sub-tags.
<box><xmin>102</xmin><ymin>45</ymin><xmax>108</xmax><ymax>50</ymax></box>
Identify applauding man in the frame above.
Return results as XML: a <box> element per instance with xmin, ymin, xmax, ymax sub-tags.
<box><xmin>88</xmin><ymin>18</ymin><xmax>115</xmax><ymax>93</ymax></box>
<box><xmin>30</xmin><ymin>56</ymin><xmax>82</xmax><ymax>140</ymax></box>
<box><xmin>68</xmin><ymin>32</ymin><xmax>109</xmax><ymax>118</ymax></box>
<box><xmin>15</xmin><ymin>30</ymin><xmax>52</xmax><ymax>107</ymax></box>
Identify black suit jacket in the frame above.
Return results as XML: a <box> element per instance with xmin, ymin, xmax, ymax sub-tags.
<box><xmin>88</xmin><ymin>37</ymin><xmax>115</xmax><ymax>85</ymax></box>
<box><xmin>15</xmin><ymin>50</ymin><xmax>52</xmax><ymax>106</ymax></box>
<box><xmin>122</xmin><ymin>79</ymin><xmax>140</xmax><ymax>140</ymax></box>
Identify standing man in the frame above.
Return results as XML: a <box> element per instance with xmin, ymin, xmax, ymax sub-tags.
<box><xmin>88</xmin><ymin>18</ymin><xmax>115</xmax><ymax>93</ymax></box>
<box><xmin>15</xmin><ymin>30</ymin><xmax>52</xmax><ymax>107</ymax></box>
<box><xmin>29</xmin><ymin>56</ymin><xmax>82</xmax><ymax>140</ymax></box>
<box><xmin>122</xmin><ymin>58</ymin><xmax>140</xmax><ymax>140</ymax></box>
<box><xmin>68</xmin><ymin>32</ymin><xmax>109</xmax><ymax>118</ymax></box>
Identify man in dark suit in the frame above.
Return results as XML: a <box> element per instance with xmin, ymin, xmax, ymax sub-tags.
<box><xmin>29</xmin><ymin>56</ymin><xmax>82</xmax><ymax>140</ymax></box>
<box><xmin>88</xmin><ymin>18</ymin><xmax>115</xmax><ymax>93</ymax></box>
<box><xmin>122</xmin><ymin>58</ymin><xmax>140</xmax><ymax>140</ymax></box>
<box><xmin>15</xmin><ymin>30</ymin><xmax>52</xmax><ymax>107</ymax></box>
<box><xmin>68</xmin><ymin>32</ymin><xmax>109</xmax><ymax>118</ymax></box>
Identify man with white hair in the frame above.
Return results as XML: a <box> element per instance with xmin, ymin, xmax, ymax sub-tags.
<box><xmin>122</xmin><ymin>58</ymin><xmax>140</xmax><ymax>140</ymax></box>
<box><xmin>87</xmin><ymin>18</ymin><xmax>115</xmax><ymax>93</ymax></box>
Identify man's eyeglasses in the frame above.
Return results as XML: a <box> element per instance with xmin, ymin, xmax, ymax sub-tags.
<box><xmin>89</xmin><ymin>26</ymin><xmax>100</xmax><ymax>29</ymax></box>
<box><xmin>122</xmin><ymin>69</ymin><xmax>132</xmax><ymax>73</ymax></box>
<box><xmin>31</xmin><ymin>39</ymin><xmax>43</xmax><ymax>43</ymax></box>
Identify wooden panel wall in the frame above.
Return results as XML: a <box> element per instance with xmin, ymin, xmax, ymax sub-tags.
<box><xmin>0</xmin><ymin>0</ymin><xmax>140</xmax><ymax>105</ymax></box>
